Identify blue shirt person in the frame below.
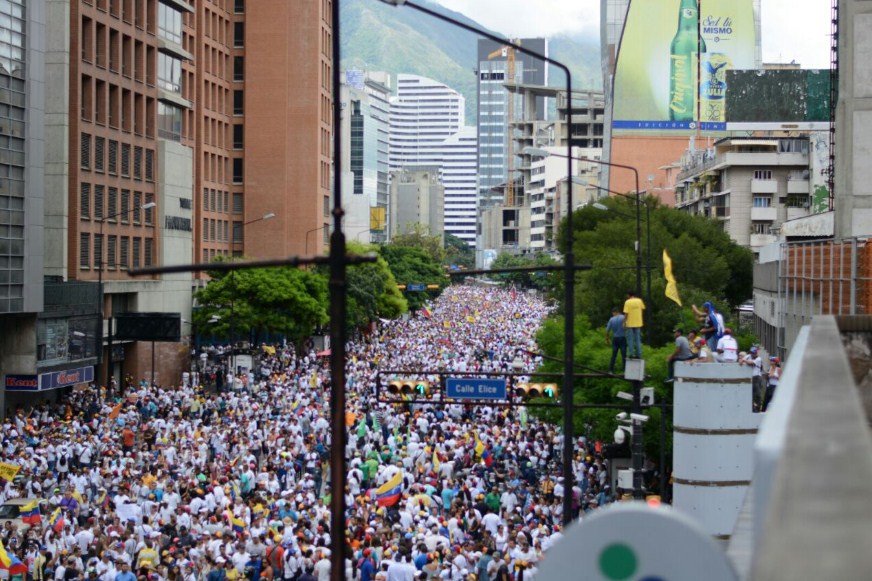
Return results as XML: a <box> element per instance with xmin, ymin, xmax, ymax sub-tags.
<box><xmin>605</xmin><ymin>307</ymin><xmax>627</xmax><ymax>373</ymax></box>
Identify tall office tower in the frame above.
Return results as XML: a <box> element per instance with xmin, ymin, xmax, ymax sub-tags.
<box><xmin>346</xmin><ymin>70</ymin><xmax>391</xmax><ymax>243</ymax></box>
<box><xmin>389</xmin><ymin>74</ymin><xmax>477</xmax><ymax>246</ymax></box>
<box><xmin>0</xmin><ymin>0</ymin><xmax>46</xmax><ymax>413</ymax></box>
<box><xmin>476</xmin><ymin>38</ymin><xmax>548</xmax><ymax>209</ymax></box>
<box><xmin>240</xmin><ymin>0</ymin><xmax>333</xmax><ymax>259</ymax></box>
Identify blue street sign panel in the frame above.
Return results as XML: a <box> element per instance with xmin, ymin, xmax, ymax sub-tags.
<box><xmin>407</xmin><ymin>283</ymin><xmax>426</xmax><ymax>291</ymax></box>
<box><xmin>446</xmin><ymin>377</ymin><xmax>507</xmax><ymax>400</ymax></box>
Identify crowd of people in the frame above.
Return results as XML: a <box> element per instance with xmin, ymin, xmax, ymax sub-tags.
<box><xmin>0</xmin><ymin>286</ymin><xmax>619</xmax><ymax>581</ymax></box>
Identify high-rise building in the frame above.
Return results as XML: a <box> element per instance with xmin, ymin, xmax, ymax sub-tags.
<box><xmin>389</xmin><ymin>74</ymin><xmax>477</xmax><ymax>246</ymax></box>
<box><xmin>476</xmin><ymin>38</ymin><xmax>548</xmax><ymax>209</ymax></box>
<box><xmin>0</xmin><ymin>0</ymin><xmax>334</xmax><ymax>409</ymax></box>
<box><xmin>389</xmin><ymin>167</ymin><xmax>444</xmax><ymax>242</ymax></box>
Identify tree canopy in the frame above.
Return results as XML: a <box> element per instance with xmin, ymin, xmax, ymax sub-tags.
<box><xmin>556</xmin><ymin>196</ymin><xmax>753</xmax><ymax>345</ymax></box>
<box><xmin>193</xmin><ymin>262</ymin><xmax>329</xmax><ymax>346</ymax></box>
<box><xmin>344</xmin><ymin>241</ymin><xmax>408</xmax><ymax>330</ymax></box>
<box><xmin>379</xmin><ymin>244</ymin><xmax>448</xmax><ymax>311</ymax></box>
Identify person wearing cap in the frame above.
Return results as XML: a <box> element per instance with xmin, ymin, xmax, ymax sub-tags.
<box><xmin>665</xmin><ymin>328</ymin><xmax>694</xmax><ymax>383</ymax></box>
<box><xmin>714</xmin><ymin>328</ymin><xmax>739</xmax><ymax>363</ymax></box>
<box><xmin>763</xmin><ymin>356</ymin><xmax>782</xmax><ymax>412</ymax></box>
<box><xmin>740</xmin><ymin>346</ymin><xmax>765</xmax><ymax>410</ymax></box>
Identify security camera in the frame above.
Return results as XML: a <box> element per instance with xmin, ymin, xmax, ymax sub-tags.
<box><xmin>616</xmin><ymin>412</ymin><xmax>628</xmax><ymax>421</ymax></box>
<box><xmin>616</xmin><ymin>391</ymin><xmax>634</xmax><ymax>401</ymax></box>
<box><xmin>613</xmin><ymin>427</ymin><xmax>625</xmax><ymax>444</ymax></box>
<box><xmin>630</xmin><ymin>413</ymin><xmax>650</xmax><ymax>423</ymax></box>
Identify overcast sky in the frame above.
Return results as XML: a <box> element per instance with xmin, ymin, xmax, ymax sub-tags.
<box><xmin>432</xmin><ymin>0</ymin><xmax>831</xmax><ymax>69</ymax></box>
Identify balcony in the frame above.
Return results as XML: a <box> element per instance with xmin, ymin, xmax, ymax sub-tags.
<box><xmin>751</xmin><ymin>179</ymin><xmax>778</xmax><ymax>194</ymax></box>
<box><xmin>787</xmin><ymin>207</ymin><xmax>810</xmax><ymax>221</ymax></box>
<box><xmin>787</xmin><ymin>179</ymin><xmax>810</xmax><ymax>194</ymax></box>
<box><xmin>751</xmin><ymin>207</ymin><xmax>777</xmax><ymax>222</ymax></box>
<box><xmin>750</xmin><ymin>233</ymin><xmax>778</xmax><ymax>247</ymax></box>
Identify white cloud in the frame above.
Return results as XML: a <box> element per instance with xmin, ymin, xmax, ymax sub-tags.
<box><xmin>432</xmin><ymin>0</ymin><xmax>600</xmax><ymax>38</ymax></box>
<box><xmin>431</xmin><ymin>0</ymin><xmax>831</xmax><ymax>68</ymax></box>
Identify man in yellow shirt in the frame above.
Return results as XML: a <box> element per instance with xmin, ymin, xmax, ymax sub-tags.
<box><xmin>623</xmin><ymin>290</ymin><xmax>645</xmax><ymax>358</ymax></box>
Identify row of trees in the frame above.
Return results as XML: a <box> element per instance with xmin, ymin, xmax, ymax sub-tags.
<box><xmin>192</xmin><ymin>231</ymin><xmax>458</xmax><ymax>347</ymax></box>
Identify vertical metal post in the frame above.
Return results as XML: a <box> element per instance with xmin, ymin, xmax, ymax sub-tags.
<box><xmin>659</xmin><ymin>401</ymin><xmax>667</xmax><ymax>500</ymax></box>
<box><xmin>329</xmin><ymin>0</ymin><xmax>348</xmax><ymax>579</ymax></box>
<box><xmin>96</xmin><ymin>219</ymin><xmax>105</xmax><ymax>390</ymax></box>
<box><xmin>561</xmin><ymin>73</ymin><xmax>575</xmax><ymax>527</ymax></box>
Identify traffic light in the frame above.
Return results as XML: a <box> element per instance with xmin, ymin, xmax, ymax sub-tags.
<box><xmin>387</xmin><ymin>380</ymin><xmax>430</xmax><ymax>396</ymax></box>
<box><xmin>514</xmin><ymin>382</ymin><xmax>558</xmax><ymax>399</ymax></box>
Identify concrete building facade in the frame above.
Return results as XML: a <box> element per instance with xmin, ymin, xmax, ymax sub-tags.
<box><xmin>388</xmin><ymin>167</ymin><xmax>444</xmax><ymax>243</ymax></box>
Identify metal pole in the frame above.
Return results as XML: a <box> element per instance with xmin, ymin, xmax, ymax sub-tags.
<box><xmin>97</xmin><ymin>218</ymin><xmax>104</xmax><ymax>392</ymax></box>
<box><xmin>387</xmin><ymin>0</ymin><xmax>576</xmax><ymax>527</ymax></box>
<box><xmin>659</xmin><ymin>401</ymin><xmax>667</xmax><ymax>500</ymax></box>
<box><xmin>329</xmin><ymin>0</ymin><xmax>348</xmax><ymax>578</ymax></box>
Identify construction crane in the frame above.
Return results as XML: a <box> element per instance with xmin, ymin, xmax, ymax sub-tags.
<box><xmin>488</xmin><ymin>41</ymin><xmax>518</xmax><ymax>207</ymax></box>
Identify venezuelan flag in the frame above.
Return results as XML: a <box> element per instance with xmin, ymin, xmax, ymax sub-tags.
<box><xmin>375</xmin><ymin>470</ymin><xmax>403</xmax><ymax>507</ymax></box>
<box><xmin>0</xmin><ymin>538</ymin><xmax>11</xmax><ymax>568</ymax></box>
<box><xmin>229</xmin><ymin>481</ymin><xmax>241</xmax><ymax>501</ymax></box>
<box><xmin>48</xmin><ymin>507</ymin><xmax>64</xmax><ymax>533</ymax></box>
<box><xmin>227</xmin><ymin>511</ymin><xmax>245</xmax><ymax>534</ymax></box>
<box><xmin>20</xmin><ymin>500</ymin><xmax>40</xmax><ymax>525</ymax></box>
<box><xmin>420</xmin><ymin>307</ymin><xmax>432</xmax><ymax>318</ymax></box>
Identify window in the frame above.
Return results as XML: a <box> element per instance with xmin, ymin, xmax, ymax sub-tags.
<box><xmin>233</xmin><ymin>90</ymin><xmax>243</xmax><ymax>115</ymax></box>
<box><xmin>108</xmin><ymin>187</ymin><xmax>118</xmax><ymax>217</ymax></box>
<box><xmin>81</xmin><ymin>133</ymin><xmax>91</xmax><ymax>169</ymax></box>
<box><xmin>211</xmin><ymin>189</ymin><xmax>217</xmax><ymax>211</ymax></box>
<box><xmin>224</xmin><ymin>192</ymin><xmax>229</xmax><ymax>213</ymax></box>
<box><xmin>94</xmin><ymin>234</ymin><xmax>103</xmax><ymax>269</ymax></box>
<box><xmin>232</xmin><ymin>221</ymin><xmax>242</xmax><ymax>242</ymax></box>
<box><xmin>133</xmin><ymin>191</ymin><xmax>142</xmax><ymax>223</ymax></box>
<box><xmin>157</xmin><ymin>3</ymin><xmax>182</xmax><ymax>44</ymax></box>
<box><xmin>121</xmin><ymin>189</ymin><xmax>130</xmax><ymax>220</ymax></box>
<box><xmin>210</xmin><ymin>219</ymin><xmax>216</xmax><ymax>241</ymax></box>
<box><xmin>233</xmin><ymin>56</ymin><xmax>244</xmax><ymax>81</ymax></box>
<box><xmin>120</xmin><ymin>237</ymin><xmax>129</xmax><ymax>269</ymax></box>
<box><xmin>133</xmin><ymin>146</ymin><xmax>142</xmax><ymax>180</ymax></box>
<box><xmin>234</xmin><ymin>0</ymin><xmax>244</xmax><ymax>13</ymax></box>
<box><xmin>94</xmin><ymin>185</ymin><xmax>105</xmax><ymax>219</ymax></box>
<box><xmin>132</xmin><ymin>237</ymin><xmax>141</xmax><ymax>268</ymax></box>
<box><xmin>80</xmin><ymin>183</ymin><xmax>91</xmax><ymax>220</ymax></box>
<box><xmin>232</xmin><ymin>193</ymin><xmax>243</xmax><ymax>214</ymax></box>
<box><xmin>94</xmin><ymin>137</ymin><xmax>105</xmax><ymax>172</ymax></box>
<box><xmin>202</xmin><ymin>218</ymin><xmax>208</xmax><ymax>241</ymax></box>
<box><xmin>107</xmin><ymin>235</ymin><xmax>117</xmax><ymax>269</ymax></box>
<box><xmin>753</xmin><ymin>170</ymin><xmax>772</xmax><ymax>180</ymax></box>
<box><xmin>144</xmin><ymin>194</ymin><xmax>154</xmax><ymax>225</ymax></box>
<box><xmin>232</xmin><ymin>158</ymin><xmax>243</xmax><ymax>183</ymax></box>
<box><xmin>752</xmin><ymin>222</ymin><xmax>771</xmax><ymax>235</ymax></box>
<box><xmin>753</xmin><ymin>196</ymin><xmax>771</xmax><ymax>208</ymax></box>
<box><xmin>233</xmin><ymin>125</ymin><xmax>243</xmax><ymax>149</ymax></box>
<box><xmin>108</xmin><ymin>140</ymin><xmax>118</xmax><ymax>174</ymax></box>
<box><xmin>144</xmin><ymin>238</ymin><xmax>153</xmax><ymax>266</ymax></box>
<box><xmin>80</xmin><ymin>233</ymin><xmax>90</xmax><ymax>268</ymax></box>
<box><xmin>157</xmin><ymin>102</ymin><xmax>182</xmax><ymax>141</ymax></box>
<box><xmin>157</xmin><ymin>53</ymin><xmax>182</xmax><ymax>93</ymax></box>
<box><xmin>145</xmin><ymin>149</ymin><xmax>154</xmax><ymax>181</ymax></box>
<box><xmin>121</xmin><ymin>143</ymin><xmax>130</xmax><ymax>176</ymax></box>
<box><xmin>234</xmin><ymin>22</ymin><xmax>244</xmax><ymax>47</ymax></box>
<box><xmin>787</xmin><ymin>194</ymin><xmax>810</xmax><ymax>208</ymax></box>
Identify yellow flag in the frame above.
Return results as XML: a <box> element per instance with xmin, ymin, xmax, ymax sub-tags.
<box><xmin>0</xmin><ymin>462</ymin><xmax>21</xmax><ymax>482</ymax></box>
<box><xmin>474</xmin><ymin>431</ymin><xmax>485</xmax><ymax>459</ymax></box>
<box><xmin>432</xmin><ymin>449</ymin><xmax>441</xmax><ymax>471</ymax></box>
<box><xmin>663</xmin><ymin>249</ymin><xmax>682</xmax><ymax>306</ymax></box>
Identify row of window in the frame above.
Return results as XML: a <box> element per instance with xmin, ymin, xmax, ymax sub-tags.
<box><xmin>85</xmin><ymin>0</ymin><xmax>155</xmax><ymax>33</ymax></box>
<box><xmin>80</xmin><ymin>134</ymin><xmax>154</xmax><ymax>181</ymax></box>
<box><xmin>80</xmin><ymin>183</ymin><xmax>154</xmax><ymax>224</ymax></box>
<box><xmin>81</xmin><ymin>17</ymin><xmax>156</xmax><ymax>84</ymax></box>
<box><xmin>203</xmin><ymin>188</ymin><xmax>244</xmax><ymax>214</ymax></box>
<box><xmin>79</xmin><ymin>232</ymin><xmax>153</xmax><ymax>270</ymax></box>
<box><xmin>81</xmin><ymin>75</ymin><xmax>157</xmax><ymax>136</ymax></box>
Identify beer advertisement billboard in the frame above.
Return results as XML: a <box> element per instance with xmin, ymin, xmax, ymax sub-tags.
<box><xmin>612</xmin><ymin>0</ymin><xmax>759</xmax><ymax>132</ymax></box>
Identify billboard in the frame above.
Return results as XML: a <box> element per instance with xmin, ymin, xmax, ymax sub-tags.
<box><xmin>612</xmin><ymin>0</ymin><xmax>758</xmax><ymax>132</ymax></box>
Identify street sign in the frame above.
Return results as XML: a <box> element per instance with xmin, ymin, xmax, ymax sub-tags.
<box><xmin>446</xmin><ymin>377</ymin><xmax>507</xmax><ymax>400</ymax></box>
<box><xmin>407</xmin><ymin>283</ymin><xmax>426</xmax><ymax>291</ymax></box>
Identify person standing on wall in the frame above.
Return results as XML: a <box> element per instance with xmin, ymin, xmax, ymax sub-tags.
<box><xmin>623</xmin><ymin>290</ymin><xmax>645</xmax><ymax>359</ymax></box>
<box><xmin>605</xmin><ymin>307</ymin><xmax>627</xmax><ymax>373</ymax></box>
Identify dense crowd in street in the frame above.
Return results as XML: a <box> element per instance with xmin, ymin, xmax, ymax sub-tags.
<box><xmin>0</xmin><ymin>286</ymin><xmax>617</xmax><ymax>581</ymax></box>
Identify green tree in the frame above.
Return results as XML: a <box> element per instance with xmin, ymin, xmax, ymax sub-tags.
<box><xmin>389</xmin><ymin>224</ymin><xmax>447</xmax><ymax>264</ymax></box>
<box><xmin>557</xmin><ymin>196</ymin><xmax>753</xmax><ymax>345</ymax></box>
<box><xmin>344</xmin><ymin>241</ymin><xmax>408</xmax><ymax>330</ymax></box>
<box><xmin>193</xmin><ymin>261</ymin><xmax>329</xmax><ymax>347</ymax></box>
<box><xmin>443</xmin><ymin>232</ymin><xmax>475</xmax><ymax>270</ymax></box>
<box><xmin>379</xmin><ymin>244</ymin><xmax>448</xmax><ymax>311</ymax></box>
<box><xmin>489</xmin><ymin>252</ymin><xmax>560</xmax><ymax>291</ymax></box>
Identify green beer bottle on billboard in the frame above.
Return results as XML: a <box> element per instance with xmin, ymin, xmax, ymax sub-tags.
<box><xmin>669</xmin><ymin>0</ymin><xmax>706</xmax><ymax>121</ymax></box>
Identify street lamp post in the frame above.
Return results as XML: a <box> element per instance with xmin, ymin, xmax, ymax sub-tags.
<box><xmin>227</xmin><ymin>212</ymin><xmax>276</xmax><ymax>376</ymax></box>
<box><xmin>97</xmin><ymin>201</ymin><xmax>156</xmax><ymax>398</ymax></box>
<box><xmin>306</xmin><ymin>225</ymin><xmax>327</xmax><ymax>255</ymax></box>
<box><xmin>528</xmin><ymin>148</ymin><xmax>646</xmax><ymax>499</ymax></box>
<box><xmin>379</xmin><ymin>0</ymin><xmax>577</xmax><ymax>527</ymax></box>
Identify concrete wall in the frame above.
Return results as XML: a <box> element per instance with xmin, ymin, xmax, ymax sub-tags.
<box><xmin>672</xmin><ymin>361</ymin><xmax>759</xmax><ymax>538</ymax></box>
<box><xmin>835</xmin><ymin>0</ymin><xmax>872</xmax><ymax>238</ymax></box>
<box><xmin>24</xmin><ymin>0</ymin><xmax>46</xmax><ymax>312</ymax></box>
